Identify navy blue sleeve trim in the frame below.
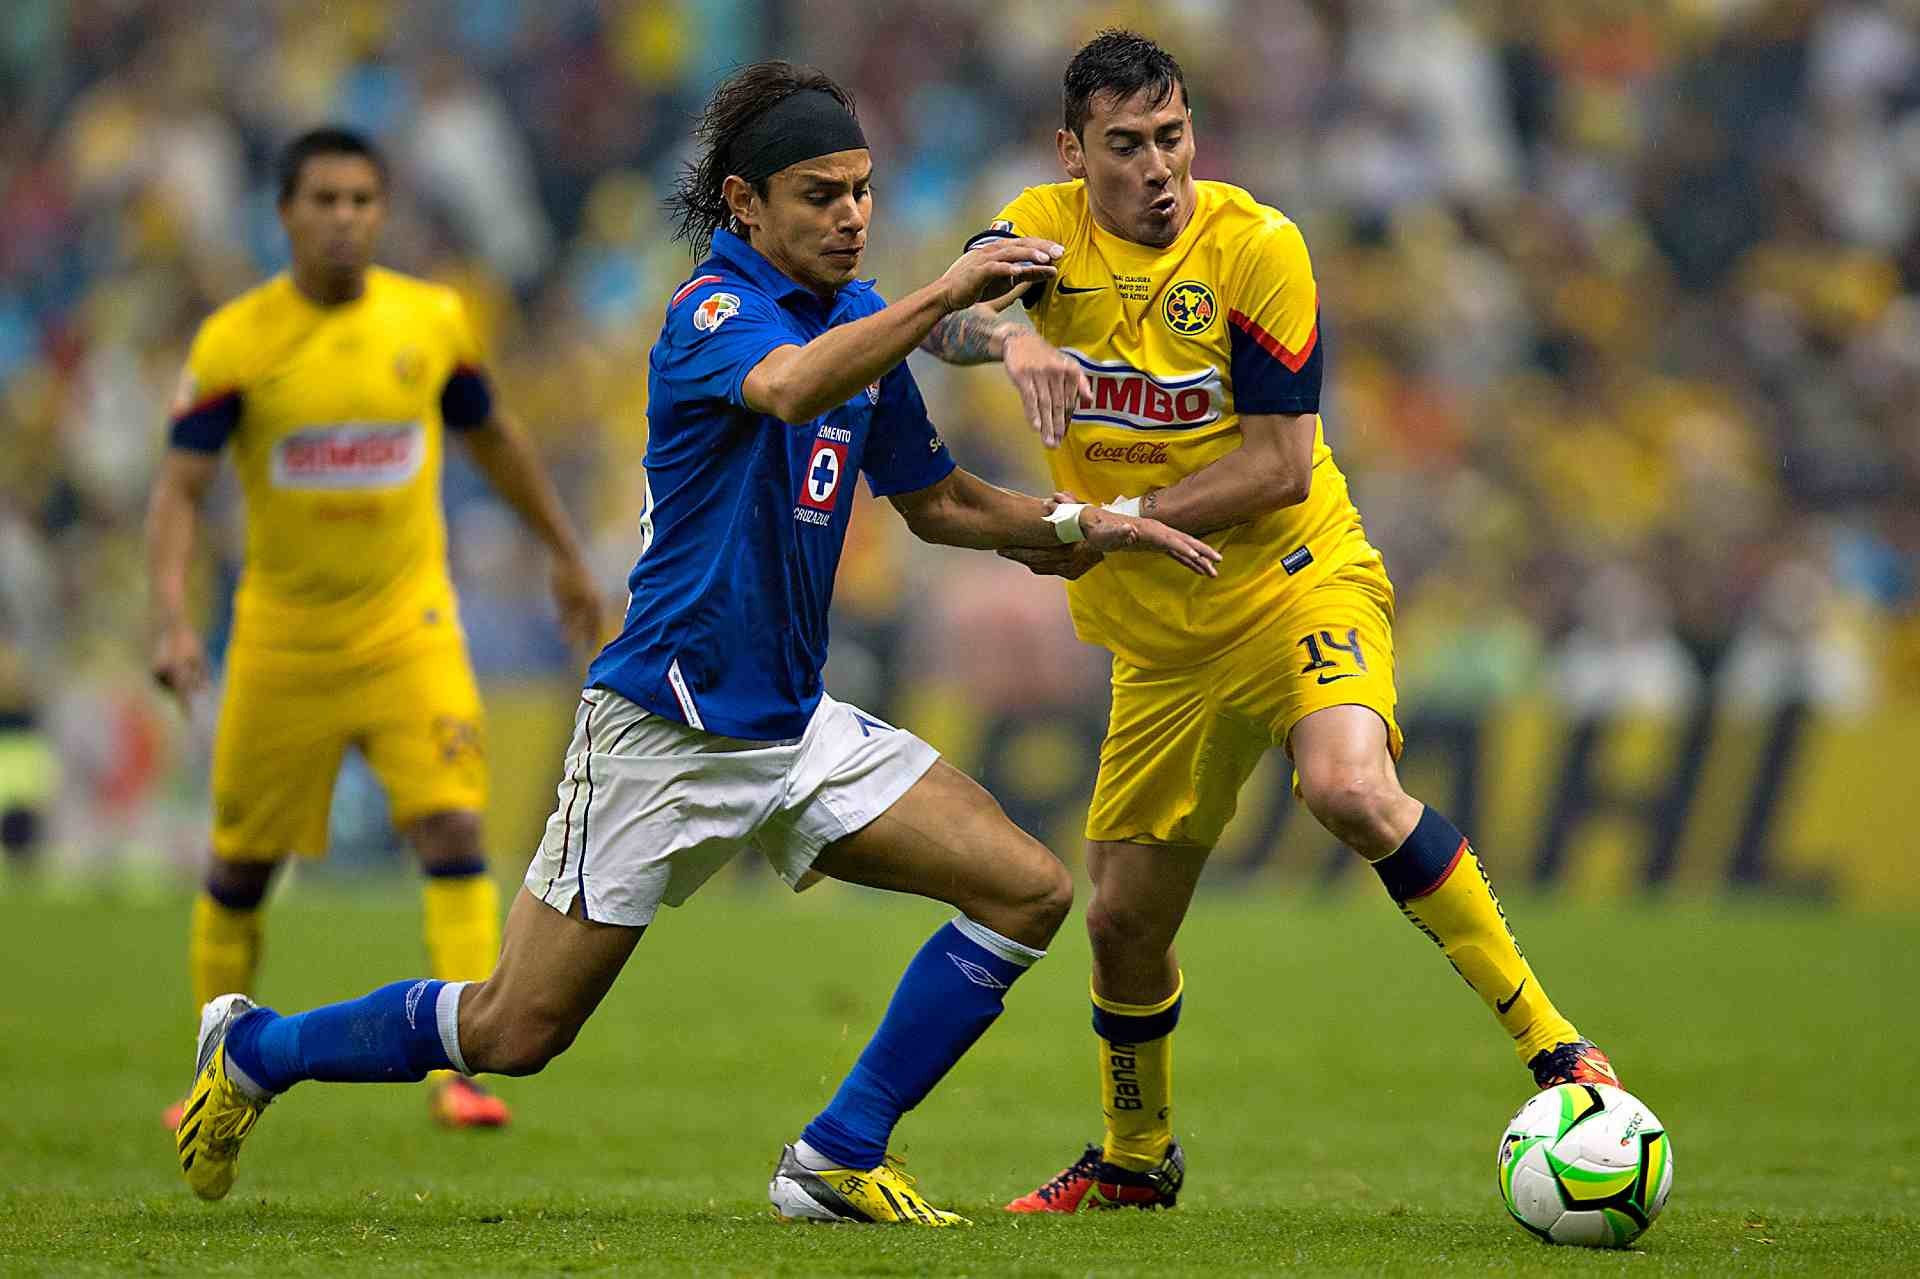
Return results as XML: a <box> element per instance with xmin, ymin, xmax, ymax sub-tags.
<box><xmin>960</xmin><ymin>228</ymin><xmax>1046</xmax><ymax>307</ymax></box>
<box><xmin>441</xmin><ymin>365</ymin><xmax>493</xmax><ymax>430</ymax></box>
<box><xmin>168</xmin><ymin>391</ymin><xmax>241</xmax><ymax>452</ymax></box>
<box><xmin>1228</xmin><ymin>307</ymin><xmax>1324</xmax><ymax>416</ymax></box>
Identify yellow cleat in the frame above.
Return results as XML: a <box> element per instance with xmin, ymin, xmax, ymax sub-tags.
<box><xmin>768</xmin><ymin>1144</ymin><xmax>971</xmax><ymax>1226</ymax></box>
<box><xmin>175</xmin><ymin>994</ymin><xmax>271</xmax><ymax>1201</ymax></box>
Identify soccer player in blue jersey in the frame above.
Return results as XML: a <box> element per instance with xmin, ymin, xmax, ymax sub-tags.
<box><xmin>171</xmin><ymin>61</ymin><xmax>1220</xmax><ymax>1225</ymax></box>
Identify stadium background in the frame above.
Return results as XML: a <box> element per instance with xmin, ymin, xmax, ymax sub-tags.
<box><xmin>1</xmin><ymin>0</ymin><xmax>1916</xmax><ymax>909</ymax></box>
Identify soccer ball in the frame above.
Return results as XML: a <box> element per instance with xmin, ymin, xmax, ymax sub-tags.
<box><xmin>1497</xmin><ymin>1083</ymin><xmax>1673</xmax><ymax>1247</ymax></box>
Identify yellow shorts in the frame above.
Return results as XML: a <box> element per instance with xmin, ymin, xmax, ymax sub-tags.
<box><xmin>1085</xmin><ymin>567</ymin><xmax>1403</xmax><ymax>848</ymax></box>
<box><xmin>210</xmin><ymin>639</ymin><xmax>486</xmax><ymax>860</ymax></box>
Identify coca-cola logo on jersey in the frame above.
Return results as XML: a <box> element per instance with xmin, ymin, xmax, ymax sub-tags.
<box><xmin>1084</xmin><ymin>440</ymin><xmax>1171</xmax><ymax>465</ymax></box>
<box><xmin>270</xmin><ymin>422</ymin><xmax>425</xmax><ymax>490</ymax></box>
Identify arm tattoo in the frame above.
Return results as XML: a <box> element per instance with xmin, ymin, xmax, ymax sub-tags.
<box><xmin>922</xmin><ymin>307</ymin><xmax>1020</xmax><ymax>365</ymax></box>
<box><xmin>1144</xmin><ymin>491</ymin><xmax>1158</xmax><ymax>513</ymax></box>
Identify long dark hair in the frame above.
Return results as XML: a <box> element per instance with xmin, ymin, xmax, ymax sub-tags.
<box><xmin>668</xmin><ymin>61</ymin><xmax>858</xmax><ymax>256</ymax></box>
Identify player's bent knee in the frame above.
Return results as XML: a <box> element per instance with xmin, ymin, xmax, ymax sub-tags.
<box><xmin>1300</xmin><ymin>769</ymin><xmax>1403</xmax><ymax>849</ymax></box>
<box><xmin>966</xmin><ymin>837</ymin><xmax>1073</xmax><ymax>946</ymax></box>
<box><xmin>1002</xmin><ymin>840</ymin><xmax>1073</xmax><ymax>932</ymax></box>
<box><xmin>205</xmin><ymin>857</ymin><xmax>279</xmax><ymax>910</ymax></box>
<box><xmin>1084</xmin><ymin>894</ymin><xmax>1177</xmax><ymax>958</ymax></box>
<box><xmin>470</xmin><ymin>1013</ymin><xmax>577</xmax><ymax>1077</ymax></box>
<box><xmin>1025</xmin><ymin>855</ymin><xmax>1075</xmax><ymax>937</ymax></box>
<box><xmin>458</xmin><ymin>984</ymin><xmax>582</xmax><ymax>1077</ymax></box>
<box><xmin>485</xmin><ymin>1018</ymin><xmax>578</xmax><ymax>1077</ymax></box>
<box><xmin>407</xmin><ymin>809</ymin><xmax>485</xmax><ymax>869</ymax></box>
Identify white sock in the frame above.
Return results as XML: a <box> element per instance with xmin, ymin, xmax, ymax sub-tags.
<box><xmin>436</xmin><ymin>981</ymin><xmax>472</xmax><ymax>1075</ymax></box>
<box><xmin>793</xmin><ymin>1138</ymin><xmax>839</xmax><ymax>1171</ymax></box>
<box><xmin>952</xmin><ymin>914</ymin><xmax>1046</xmax><ymax>967</ymax></box>
<box><xmin>222</xmin><ymin>1053</ymin><xmax>272</xmax><ymax>1103</ymax></box>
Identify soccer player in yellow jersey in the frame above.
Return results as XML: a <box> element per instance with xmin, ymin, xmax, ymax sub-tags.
<box><xmin>921</xmin><ymin>31</ymin><xmax>1621</xmax><ymax>1212</ymax></box>
<box><xmin>145</xmin><ymin>128</ymin><xmax>603</xmax><ymax>1132</ymax></box>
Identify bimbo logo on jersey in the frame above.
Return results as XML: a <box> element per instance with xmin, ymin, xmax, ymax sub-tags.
<box><xmin>1064</xmin><ymin>349</ymin><xmax>1223</xmax><ymax>432</ymax></box>
<box><xmin>270</xmin><ymin>422</ymin><xmax>425</xmax><ymax>490</ymax></box>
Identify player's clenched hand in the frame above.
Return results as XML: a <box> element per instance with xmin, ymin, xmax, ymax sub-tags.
<box><xmin>549</xmin><ymin>554</ymin><xmax>607</xmax><ymax>661</ymax></box>
<box><xmin>1004</xmin><ymin>330</ymin><xmax>1091</xmax><ymax>448</ymax></box>
<box><xmin>997</xmin><ymin>543</ymin><xmax>1105</xmax><ymax>581</ymax></box>
<box><xmin>938</xmin><ymin>238</ymin><xmax>1063</xmax><ymax>311</ymax></box>
<box><xmin>151</xmin><ymin>620</ymin><xmax>208</xmax><ymax>708</ymax></box>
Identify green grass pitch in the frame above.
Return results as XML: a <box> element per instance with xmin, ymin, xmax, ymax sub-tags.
<box><xmin>1</xmin><ymin>877</ymin><xmax>1914</xmax><ymax>1275</ymax></box>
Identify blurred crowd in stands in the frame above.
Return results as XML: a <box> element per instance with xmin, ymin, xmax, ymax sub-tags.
<box><xmin>2</xmin><ymin>0</ymin><xmax>1917</xmax><ymax>872</ymax></box>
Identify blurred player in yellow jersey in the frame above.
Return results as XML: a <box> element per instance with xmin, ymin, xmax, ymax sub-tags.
<box><xmin>922</xmin><ymin>31</ymin><xmax>1621</xmax><ymax>1212</ymax></box>
<box><xmin>145</xmin><ymin>128</ymin><xmax>604</xmax><ymax>1132</ymax></box>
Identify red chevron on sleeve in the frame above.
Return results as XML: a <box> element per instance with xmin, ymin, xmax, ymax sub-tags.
<box><xmin>671</xmin><ymin>274</ymin><xmax>724</xmax><ymax>307</ymax></box>
<box><xmin>1228</xmin><ymin>308</ymin><xmax>1317</xmax><ymax>373</ymax></box>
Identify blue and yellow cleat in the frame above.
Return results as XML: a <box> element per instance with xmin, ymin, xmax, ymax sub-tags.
<box><xmin>175</xmin><ymin>994</ymin><xmax>271</xmax><ymax>1201</ymax></box>
<box><xmin>768</xmin><ymin>1144</ymin><xmax>970</xmax><ymax>1226</ymax></box>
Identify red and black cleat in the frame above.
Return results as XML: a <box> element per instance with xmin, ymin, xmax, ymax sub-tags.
<box><xmin>1528</xmin><ymin>1039</ymin><xmax>1620</xmax><ymax>1090</ymax></box>
<box><xmin>429</xmin><ymin>1075</ymin><xmax>512</xmax><ymax>1129</ymax></box>
<box><xmin>1005</xmin><ymin>1140</ymin><xmax>1184</xmax><ymax>1213</ymax></box>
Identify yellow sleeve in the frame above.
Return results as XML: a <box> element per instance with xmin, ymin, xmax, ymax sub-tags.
<box><xmin>167</xmin><ymin>314</ymin><xmax>246</xmax><ymax>452</ymax></box>
<box><xmin>968</xmin><ymin>186</ymin><xmax>1066</xmax><ymax>247</ymax></box>
<box><xmin>441</xmin><ymin>288</ymin><xmax>488</xmax><ymax>371</ymax></box>
<box><xmin>1225</xmin><ymin>219</ymin><xmax>1323</xmax><ymax>416</ymax></box>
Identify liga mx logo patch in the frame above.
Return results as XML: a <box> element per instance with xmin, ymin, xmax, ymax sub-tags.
<box><xmin>799</xmin><ymin>439</ymin><xmax>847</xmax><ymax>512</ymax></box>
<box><xmin>692</xmin><ymin>291</ymin><xmax>740</xmax><ymax>333</ymax></box>
<box><xmin>1162</xmin><ymin>279</ymin><xmax>1218</xmax><ymax>335</ymax></box>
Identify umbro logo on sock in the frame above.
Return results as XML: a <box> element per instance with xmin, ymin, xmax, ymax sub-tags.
<box><xmin>947</xmin><ymin>953</ymin><xmax>1007</xmax><ymax>989</ymax></box>
<box><xmin>405</xmin><ymin>980</ymin><xmax>431</xmax><ymax>1029</ymax></box>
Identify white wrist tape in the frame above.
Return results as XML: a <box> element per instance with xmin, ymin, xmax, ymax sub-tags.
<box><xmin>1046</xmin><ymin>502</ymin><xmax>1088</xmax><ymax>543</ymax></box>
<box><xmin>1102</xmin><ymin>495</ymin><xmax>1143</xmax><ymax>518</ymax></box>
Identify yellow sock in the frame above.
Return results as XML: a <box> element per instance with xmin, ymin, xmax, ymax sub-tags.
<box><xmin>189</xmin><ymin>892</ymin><xmax>262</xmax><ymax>1013</ymax></box>
<box><xmin>422</xmin><ymin>871</ymin><xmax>500</xmax><ymax>983</ymax></box>
<box><xmin>422</xmin><ymin>871</ymin><xmax>498</xmax><ymax>1088</ymax></box>
<box><xmin>1092</xmin><ymin>973</ymin><xmax>1182</xmax><ymax>1172</ymax></box>
<box><xmin>1373</xmin><ymin>808</ymin><xmax>1578</xmax><ymax>1063</ymax></box>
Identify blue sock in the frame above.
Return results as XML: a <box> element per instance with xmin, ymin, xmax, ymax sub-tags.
<box><xmin>800</xmin><ymin>918</ymin><xmax>1042</xmax><ymax>1170</ymax></box>
<box><xmin>224</xmin><ymin>978</ymin><xmax>468</xmax><ymax>1096</ymax></box>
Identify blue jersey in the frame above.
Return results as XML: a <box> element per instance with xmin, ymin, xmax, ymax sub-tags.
<box><xmin>588</xmin><ymin>230</ymin><xmax>955</xmax><ymax>740</ymax></box>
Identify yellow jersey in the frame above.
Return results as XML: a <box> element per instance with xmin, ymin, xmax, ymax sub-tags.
<box><xmin>973</xmin><ymin>180</ymin><xmax>1385</xmax><ymax>669</ymax></box>
<box><xmin>168</xmin><ymin>267</ymin><xmax>493</xmax><ymax>662</ymax></box>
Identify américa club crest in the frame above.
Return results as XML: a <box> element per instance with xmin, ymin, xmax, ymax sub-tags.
<box><xmin>1162</xmin><ymin>280</ymin><xmax>1218</xmax><ymax>335</ymax></box>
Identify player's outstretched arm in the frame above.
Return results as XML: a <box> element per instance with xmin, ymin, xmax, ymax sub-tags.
<box><xmin>889</xmin><ymin>470</ymin><xmax>1219</xmax><ymax>577</ymax></box>
<box><xmin>145</xmin><ymin>448</ymin><xmax>220</xmax><ymax>707</ymax></box>
<box><xmin>921</xmin><ymin>301</ymin><xmax>1090</xmax><ymax>448</ymax></box>
<box><xmin>1117</xmin><ymin>411</ymin><xmax>1318</xmax><ymax>536</ymax></box>
<box><xmin>744</xmin><ymin>239</ymin><xmax>1063</xmax><ymax>424</ymax></box>
<box><xmin>456</xmin><ymin>411</ymin><xmax>607</xmax><ymax>656</ymax></box>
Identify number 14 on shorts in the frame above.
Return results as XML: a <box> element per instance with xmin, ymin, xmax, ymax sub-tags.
<box><xmin>1298</xmin><ymin>628</ymin><xmax>1367</xmax><ymax>684</ymax></box>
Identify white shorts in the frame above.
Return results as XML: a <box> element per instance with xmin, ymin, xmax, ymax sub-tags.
<box><xmin>523</xmin><ymin>687</ymin><xmax>939</xmax><ymax>926</ymax></box>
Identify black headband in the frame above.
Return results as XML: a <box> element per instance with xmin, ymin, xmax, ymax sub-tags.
<box><xmin>725</xmin><ymin>89</ymin><xmax>867</xmax><ymax>183</ymax></box>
